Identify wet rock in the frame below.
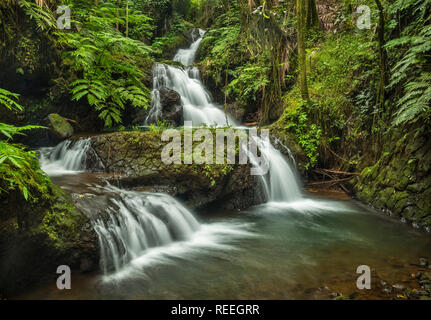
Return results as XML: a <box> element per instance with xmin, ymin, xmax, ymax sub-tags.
<box><xmin>419</xmin><ymin>257</ymin><xmax>429</xmax><ymax>267</ymax></box>
<box><xmin>225</xmin><ymin>102</ymin><xmax>246</xmax><ymax>122</ymax></box>
<box><xmin>382</xmin><ymin>287</ymin><xmax>393</xmax><ymax>294</ymax></box>
<box><xmin>0</xmin><ymin>185</ymin><xmax>98</xmax><ymax>297</ymax></box>
<box><xmin>156</xmin><ymin>88</ymin><xmax>183</xmax><ymax>127</ymax></box>
<box><xmin>46</xmin><ymin>113</ymin><xmax>74</xmax><ymax>140</ymax></box>
<box><xmin>90</xmin><ymin>131</ymin><xmax>261</xmax><ymax>210</ymax></box>
<box><xmin>392</xmin><ymin>284</ymin><xmax>406</xmax><ymax>291</ymax></box>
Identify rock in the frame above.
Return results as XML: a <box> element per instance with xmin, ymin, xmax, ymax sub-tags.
<box><xmin>419</xmin><ymin>257</ymin><xmax>429</xmax><ymax>267</ymax></box>
<box><xmin>0</xmin><ymin>184</ymin><xmax>98</xmax><ymax>297</ymax></box>
<box><xmin>382</xmin><ymin>287</ymin><xmax>393</xmax><ymax>294</ymax></box>
<box><xmin>225</xmin><ymin>102</ymin><xmax>245</xmax><ymax>122</ymax></box>
<box><xmin>159</xmin><ymin>88</ymin><xmax>183</xmax><ymax>127</ymax></box>
<box><xmin>144</xmin><ymin>88</ymin><xmax>183</xmax><ymax>127</ymax></box>
<box><xmin>46</xmin><ymin>113</ymin><xmax>74</xmax><ymax>140</ymax></box>
<box><xmin>392</xmin><ymin>284</ymin><xmax>406</xmax><ymax>291</ymax></box>
<box><xmin>89</xmin><ymin>131</ymin><xmax>262</xmax><ymax>210</ymax></box>
<box><xmin>330</xmin><ymin>292</ymin><xmax>341</xmax><ymax>298</ymax></box>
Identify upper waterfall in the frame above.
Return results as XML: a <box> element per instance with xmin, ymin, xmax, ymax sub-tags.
<box><xmin>173</xmin><ymin>29</ymin><xmax>206</xmax><ymax>67</ymax></box>
<box><xmin>146</xmin><ymin>30</ymin><xmax>236</xmax><ymax>126</ymax></box>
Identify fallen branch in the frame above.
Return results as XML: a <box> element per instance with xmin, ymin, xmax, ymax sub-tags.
<box><xmin>307</xmin><ymin>176</ymin><xmax>355</xmax><ymax>186</ymax></box>
<box><xmin>63</xmin><ymin>118</ymin><xmax>83</xmax><ymax>130</ymax></box>
<box><xmin>315</xmin><ymin>169</ymin><xmax>359</xmax><ymax>176</ymax></box>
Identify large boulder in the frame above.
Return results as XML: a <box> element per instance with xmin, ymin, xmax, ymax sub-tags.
<box><xmin>88</xmin><ymin>131</ymin><xmax>263</xmax><ymax>209</ymax></box>
<box><xmin>46</xmin><ymin>113</ymin><xmax>74</xmax><ymax>140</ymax></box>
<box><xmin>159</xmin><ymin>88</ymin><xmax>183</xmax><ymax>126</ymax></box>
<box><xmin>0</xmin><ymin>184</ymin><xmax>98</xmax><ymax>298</ymax></box>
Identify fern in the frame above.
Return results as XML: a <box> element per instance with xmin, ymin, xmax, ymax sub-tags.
<box><xmin>18</xmin><ymin>0</ymin><xmax>56</xmax><ymax>31</ymax></box>
<box><xmin>0</xmin><ymin>88</ymin><xmax>49</xmax><ymax>201</ymax></box>
<box><xmin>386</xmin><ymin>0</ymin><xmax>431</xmax><ymax>126</ymax></box>
<box><xmin>0</xmin><ymin>88</ymin><xmax>23</xmax><ymax>111</ymax></box>
<box><xmin>58</xmin><ymin>1</ymin><xmax>153</xmax><ymax>128</ymax></box>
<box><xmin>393</xmin><ymin>72</ymin><xmax>431</xmax><ymax>125</ymax></box>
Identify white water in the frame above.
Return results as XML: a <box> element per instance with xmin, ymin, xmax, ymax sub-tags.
<box><xmin>38</xmin><ymin>139</ymin><xmax>98</xmax><ymax>176</ymax></box>
<box><xmin>91</xmin><ymin>185</ymin><xmax>254</xmax><ymax>278</ymax></box>
<box><xmin>246</xmin><ymin>135</ymin><xmax>302</xmax><ymax>202</ymax></box>
<box><xmin>146</xmin><ymin>29</ymin><xmax>236</xmax><ymax>126</ymax></box>
<box><xmin>146</xmin><ymin>29</ymin><xmax>303</xmax><ymax>203</ymax></box>
<box><xmin>36</xmin><ymin>29</ymin><xmax>307</xmax><ymax>281</ymax></box>
<box><xmin>173</xmin><ymin>29</ymin><xmax>205</xmax><ymax>67</ymax></box>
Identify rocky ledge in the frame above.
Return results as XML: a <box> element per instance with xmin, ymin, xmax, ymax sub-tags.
<box><xmin>87</xmin><ymin>130</ymin><xmax>264</xmax><ymax>210</ymax></box>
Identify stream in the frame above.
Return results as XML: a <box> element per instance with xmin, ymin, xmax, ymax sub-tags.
<box><xmin>17</xmin><ymin>29</ymin><xmax>431</xmax><ymax>300</ymax></box>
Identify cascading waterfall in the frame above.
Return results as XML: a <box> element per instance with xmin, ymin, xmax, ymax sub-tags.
<box><xmin>246</xmin><ymin>136</ymin><xmax>302</xmax><ymax>202</ymax></box>
<box><xmin>173</xmin><ymin>29</ymin><xmax>205</xmax><ymax>67</ymax></box>
<box><xmin>92</xmin><ymin>186</ymin><xmax>200</xmax><ymax>274</ymax></box>
<box><xmin>36</xmin><ymin>28</ymin><xmax>304</xmax><ymax>280</ymax></box>
<box><xmin>147</xmin><ymin>28</ymin><xmax>302</xmax><ymax>202</ymax></box>
<box><xmin>38</xmin><ymin>138</ymin><xmax>103</xmax><ymax>176</ymax></box>
<box><xmin>145</xmin><ymin>29</ymin><xmax>236</xmax><ymax>126</ymax></box>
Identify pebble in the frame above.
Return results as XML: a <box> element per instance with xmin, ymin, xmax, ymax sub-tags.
<box><xmin>382</xmin><ymin>287</ymin><xmax>393</xmax><ymax>294</ymax></box>
<box><xmin>380</xmin><ymin>280</ymin><xmax>387</xmax><ymax>286</ymax></box>
<box><xmin>330</xmin><ymin>292</ymin><xmax>341</xmax><ymax>298</ymax></box>
<box><xmin>392</xmin><ymin>284</ymin><xmax>406</xmax><ymax>291</ymax></box>
<box><xmin>419</xmin><ymin>257</ymin><xmax>429</xmax><ymax>267</ymax></box>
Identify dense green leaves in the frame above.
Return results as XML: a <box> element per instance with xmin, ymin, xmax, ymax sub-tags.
<box><xmin>386</xmin><ymin>2</ymin><xmax>431</xmax><ymax>126</ymax></box>
<box><xmin>58</xmin><ymin>1</ymin><xmax>153</xmax><ymax>127</ymax></box>
<box><xmin>0</xmin><ymin>88</ymin><xmax>50</xmax><ymax>201</ymax></box>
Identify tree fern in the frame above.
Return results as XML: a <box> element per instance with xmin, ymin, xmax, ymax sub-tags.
<box><xmin>386</xmin><ymin>0</ymin><xmax>431</xmax><ymax>126</ymax></box>
<box><xmin>393</xmin><ymin>72</ymin><xmax>431</xmax><ymax>125</ymax></box>
<box><xmin>18</xmin><ymin>0</ymin><xmax>56</xmax><ymax>31</ymax></box>
<box><xmin>58</xmin><ymin>1</ymin><xmax>153</xmax><ymax>128</ymax></box>
<box><xmin>0</xmin><ymin>88</ymin><xmax>49</xmax><ymax>201</ymax></box>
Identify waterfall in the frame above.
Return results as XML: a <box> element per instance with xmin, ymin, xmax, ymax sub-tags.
<box><xmin>38</xmin><ymin>138</ymin><xmax>103</xmax><ymax>176</ymax></box>
<box><xmin>147</xmin><ymin>28</ymin><xmax>302</xmax><ymax>203</ymax></box>
<box><xmin>246</xmin><ymin>136</ymin><xmax>302</xmax><ymax>202</ymax></box>
<box><xmin>93</xmin><ymin>186</ymin><xmax>200</xmax><ymax>274</ymax></box>
<box><xmin>173</xmin><ymin>29</ymin><xmax>205</xmax><ymax>67</ymax></box>
<box><xmin>146</xmin><ymin>29</ymin><xmax>236</xmax><ymax>126</ymax></box>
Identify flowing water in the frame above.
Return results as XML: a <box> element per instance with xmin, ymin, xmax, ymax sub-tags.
<box><xmin>146</xmin><ymin>29</ymin><xmax>236</xmax><ymax>126</ymax></box>
<box><xmin>18</xmin><ymin>31</ymin><xmax>431</xmax><ymax>300</ymax></box>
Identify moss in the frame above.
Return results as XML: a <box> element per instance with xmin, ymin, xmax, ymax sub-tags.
<box><xmin>47</xmin><ymin>113</ymin><xmax>74</xmax><ymax>139</ymax></box>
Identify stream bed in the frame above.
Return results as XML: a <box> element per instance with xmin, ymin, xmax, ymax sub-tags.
<box><xmin>16</xmin><ymin>173</ymin><xmax>431</xmax><ymax>300</ymax></box>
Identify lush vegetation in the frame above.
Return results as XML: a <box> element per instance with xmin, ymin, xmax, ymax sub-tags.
<box><xmin>0</xmin><ymin>88</ymin><xmax>50</xmax><ymax>202</ymax></box>
<box><xmin>0</xmin><ymin>0</ymin><xmax>430</xmax><ymax>219</ymax></box>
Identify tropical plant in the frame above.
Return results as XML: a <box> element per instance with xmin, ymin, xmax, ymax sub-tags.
<box><xmin>58</xmin><ymin>1</ymin><xmax>153</xmax><ymax>127</ymax></box>
<box><xmin>386</xmin><ymin>0</ymin><xmax>431</xmax><ymax>126</ymax></box>
<box><xmin>0</xmin><ymin>89</ymin><xmax>49</xmax><ymax>201</ymax></box>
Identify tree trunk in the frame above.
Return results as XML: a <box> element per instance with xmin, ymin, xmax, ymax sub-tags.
<box><xmin>375</xmin><ymin>0</ymin><xmax>387</xmax><ymax>112</ymax></box>
<box><xmin>116</xmin><ymin>0</ymin><xmax>120</xmax><ymax>31</ymax></box>
<box><xmin>306</xmin><ymin>0</ymin><xmax>319</xmax><ymax>30</ymax></box>
<box><xmin>126</xmin><ymin>0</ymin><xmax>129</xmax><ymax>37</ymax></box>
<box><xmin>297</xmin><ymin>0</ymin><xmax>309</xmax><ymax>101</ymax></box>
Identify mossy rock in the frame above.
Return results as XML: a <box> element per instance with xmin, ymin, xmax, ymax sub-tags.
<box><xmin>46</xmin><ymin>113</ymin><xmax>74</xmax><ymax>140</ymax></box>
<box><xmin>0</xmin><ymin>184</ymin><xmax>97</xmax><ymax>298</ymax></box>
<box><xmin>89</xmin><ymin>130</ymin><xmax>261</xmax><ymax>209</ymax></box>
